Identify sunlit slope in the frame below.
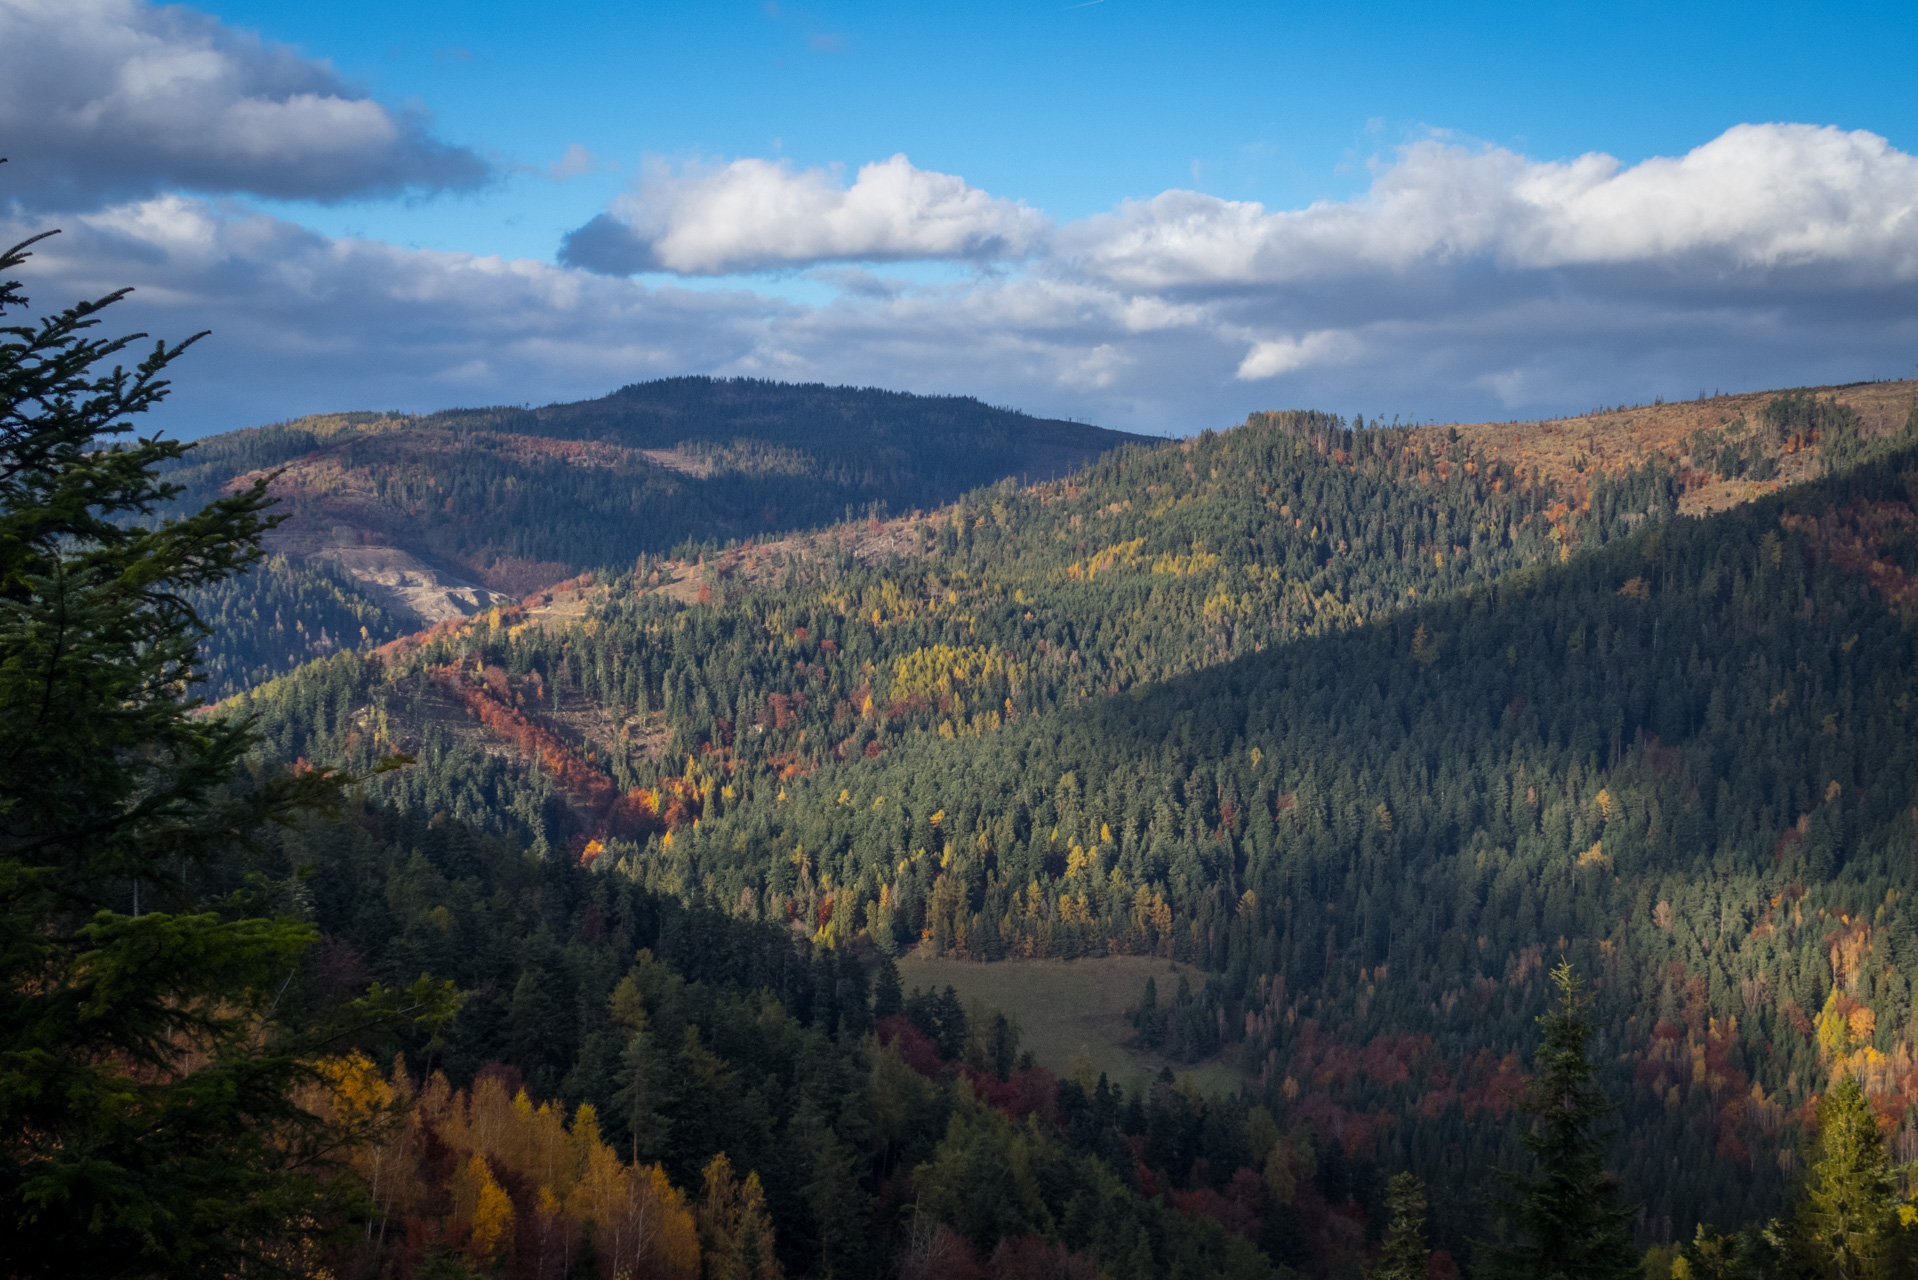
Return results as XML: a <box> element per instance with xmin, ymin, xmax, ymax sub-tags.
<box><xmin>237</xmin><ymin>405</ymin><xmax>1675</xmax><ymax>837</ymax></box>
<box><xmin>242</xmin><ymin>385</ymin><xmax>1916</xmax><ymax>851</ymax></box>
<box><xmin>1427</xmin><ymin>377</ymin><xmax>1917</xmax><ymax>513</ymax></box>
<box><xmin>190</xmin><ymin>378</ymin><xmax>1915</xmax><ymax>701</ymax></box>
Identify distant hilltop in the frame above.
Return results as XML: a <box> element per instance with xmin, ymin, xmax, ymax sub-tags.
<box><xmin>164</xmin><ymin>377</ymin><xmax>1156</xmax><ymax>696</ymax></box>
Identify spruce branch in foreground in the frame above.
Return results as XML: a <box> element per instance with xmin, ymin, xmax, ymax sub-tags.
<box><xmin>0</xmin><ymin>225</ymin><xmax>449</xmax><ymax>1280</ymax></box>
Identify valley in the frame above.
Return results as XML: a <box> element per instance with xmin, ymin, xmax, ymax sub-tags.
<box><xmin>15</xmin><ymin>9</ymin><xmax>1916</xmax><ymax>1277</ymax></box>
<box><xmin>46</xmin><ymin>360</ymin><xmax>1918</xmax><ymax>1278</ymax></box>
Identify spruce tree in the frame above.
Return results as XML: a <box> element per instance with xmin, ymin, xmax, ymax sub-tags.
<box><xmin>616</xmin><ymin>1022</ymin><xmax>667</xmax><ymax>1164</ymax></box>
<box><xmin>0</xmin><ymin>229</ymin><xmax>446</xmax><ymax>1276</ymax></box>
<box><xmin>872</xmin><ymin>954</ymin><xmax>903</xmax><ymax>1019</ymax></box>
<box><xmin>1792</xmin><ymin>1073</ymin><xmax>1912</xmax><ymax>1279</ymax></box>
<box><xmin>1370</xmin><ymin>1171</ymin><xmax>1432</xmax><ymax>1280</ymax></box>
<box><xmin>1488</xmin><ymin>962</ymin><xmax>1637</xmax><ymax>1280</ymax></box>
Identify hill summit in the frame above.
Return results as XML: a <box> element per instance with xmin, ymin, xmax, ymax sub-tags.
<box><xmin>168</xmin><ymin>378</ymin><xmax>1154</xmax><ymax>695</ymax></box>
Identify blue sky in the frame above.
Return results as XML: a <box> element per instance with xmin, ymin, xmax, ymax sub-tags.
<box><xmin>216</xmin><ymin>0</ymin><xmax>1918</xmax><ymax>257</ymax></box>
<box><xmin>4</xmin><ymin>0</ymin><xmax>1917</xmax><ymax>436</ymax></box>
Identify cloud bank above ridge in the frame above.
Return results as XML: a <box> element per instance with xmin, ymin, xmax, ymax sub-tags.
<box><xmin>534</xmin><ymin>122</ymin><xmax>1918</xmax><ymax>413</ymax></box>
<box><xmin>6</xmin><ymin>17</ymin><xmax>1916</xmax><ymax>441</ymax></box>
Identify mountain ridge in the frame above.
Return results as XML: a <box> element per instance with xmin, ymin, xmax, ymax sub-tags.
<box><xmin>173</xmin><ymin>378</ymin><xmax>1157</xmax><ymax>697</ymax></box>
<box><xmin>215</xmin><ymin>376</ymin><xmax>1918</xmax><ymax>1275</ymax></box>
<box><xmin>236</xmin><ymin>378</ymin><xmax>1918</xmax><ymax>831</ymax></box>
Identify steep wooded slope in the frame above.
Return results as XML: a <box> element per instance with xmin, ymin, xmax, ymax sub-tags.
<box><xmin>224</xmin><ymin>380</ymin><xmax>1918</xmax><ymax>1270</ymax></box>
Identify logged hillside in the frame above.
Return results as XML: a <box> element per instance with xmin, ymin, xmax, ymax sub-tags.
<box><xmin>1431</xmin><ymin>378</ymin><xmax>1918</xmax><ymax>512</ymax></box>
<box><xmin>167</xmin><ymin>379</ymin><xmax>1151</xmax><ymax>698</ymax></box>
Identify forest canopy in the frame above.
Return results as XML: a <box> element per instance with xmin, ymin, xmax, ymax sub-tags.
<box><xmin>10</xmin><ymin>211</ymin><xmax>1918</xmax><ymax>1277</ymax></box>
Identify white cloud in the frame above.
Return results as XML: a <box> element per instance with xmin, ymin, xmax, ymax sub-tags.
<box><xmin>1503</xmin><ymin>124</ymin><xmax>1918</xmax><ymax>275</ymax></box>
<box><xmin>1060</xmin><ymin>124</ymin><xmax>1918</xmax><ymax>291</ymax></box>
<box><xmin>561</xmin><ymin>154</ymin><xmax>1048</xmax><ymax>275</ymax></box>
<box><xmin>8</xmin><ymin>124</ymin><xmax>1918</xmax><ymax>442</ymax></box>
<box><xmin>1235</xmin><ymin>330</ymin><xmax>1360</xmax><ymax>380</ymax></box>
<box><xmin>0</xmin><ymin>0</ymin><xmax>487</xmax><ymax>210</ymax></box>
<box><xmin>6</xmin><ymin>197</ymin><xmax>784</xmax><ymax>429</ymax></box>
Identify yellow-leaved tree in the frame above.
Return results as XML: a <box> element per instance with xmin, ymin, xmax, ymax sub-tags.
<box><xmin>698</xmin><ymin>1153</ymin><xmax>784</xmax><ymax>1280</ymax></box>
<box><xmin>309</xmin><ymin>1061</ymin><xmax>700</xmax><ymax>1279</ymax></box>
<box><xmin>451</xmin><ymin>1152</ymin><xmax>515</xmax><ymax>1265</ymax></box>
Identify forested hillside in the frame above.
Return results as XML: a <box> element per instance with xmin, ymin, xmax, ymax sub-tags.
<box><xmin>18</xmin><ymin>75</ymin><xmax>1918</xmax><ymax>1274</ymax></box>
<box><xmin>164</xmin><ymin>381</ymin><xmax>1150</xmax><ymax>696</ymax></box>
<box><xmin>217</xmin><ymin>378</ymin><xmax>1918</xmax><ymax>1275</ymax></box>
<box><xmin>241</xmin><ymin>406</ymin><xmax>1669</xmax><ymax>842</ymax></box>
<box><xmin>276</xmin><ymin>800</ymin><xmax>1287</xmax><ymax>1280</ymax></box>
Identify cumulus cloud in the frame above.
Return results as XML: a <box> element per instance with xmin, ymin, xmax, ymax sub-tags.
<box><xmin>3</xmin><ymin>196</ymin><xmax>780</xmax><ymax>430</ymax></box>
<box><xmin>1062</xmin><ymin>123</ymin><xmax>1918</xmax><ymax>292</ymax></box>
<box><xmin>560</xmin><ymin>154</ymin><xmax>1048</xmax><ymax>275</ymax></box>
<box><xmin>1504</xmin><ymin>124</ymin><xmax>1918</xmax><ymax>275</ymax></box>
<box><xmin>543</xmin><ymin>124</ymin><xmax>1918</xmax><ymax>400</ymax></box>
<box><xmin>4</xmin><ymin>194</ymin><xmax>1243</xmax><ymax>436</ymax></box>
<box><xmin>0</xmin><ymin>0</ymin><xmax>488</xmax><ymax>210</ymax></box>
<box><xmin>1235</xmin><ymin>331</ymin><xmax>1361</xmax><ymax>380</ymax></box>
<box><xmin>6</xmin><ymin>123</ymin><xmax>1916</xmax><ymax>440</ymax></box>
<box><xmin>1043</xmin><ymin>124</ymin><xmax>1918</xmax><ymax>382</ymax></box>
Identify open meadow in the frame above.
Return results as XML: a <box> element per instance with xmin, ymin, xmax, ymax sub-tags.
<box><xmin>895</xmin><ymin>950</ymin><xmax>1243</xmax><ymax>1097</ymax></box>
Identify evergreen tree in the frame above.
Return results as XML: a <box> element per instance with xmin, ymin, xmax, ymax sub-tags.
<box><xmin>872</xmin><ymin>955</ymin><xmax>903</xmax><ymax>1020</ymax></box>
<box><xmin>0</xmin><ymin>230</ymin><xmax>446</xmax><ymax>1276</ymax></box>
<box><xmin>1674</xmin><ymin>1223</ymin><xmax>1756</xmax><ymax>1279</ymax></box>
<box><xmin>1488</xmin><ymin>963</ymin><xmax>1638</xmax><ymax>1280</ymax></box>
<box><xmin>1371</xmin><ymin>1172</ymin><xmax>1432</xmax><ymax>1280</ymax></box>
<box><xmin>698</xmin><ymin>1153</ymin><xmax>784</xmax><ymax>1280</ymax></box>
<box><xmin>1791</xmin><ymin>1074</ymin><xmax>1911</xmax><ymax>1279</ymax></box>
<box><xmin>614</xmin><ymin>1021</ymin><xmax>667</xmax><ymax>1164</ymax></box>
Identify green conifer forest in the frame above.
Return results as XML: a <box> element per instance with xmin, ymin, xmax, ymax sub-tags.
<box><xmin>10</xmin><ymin>228</ymin><xmax>1918</xmax><ymax>1279</ymax></box>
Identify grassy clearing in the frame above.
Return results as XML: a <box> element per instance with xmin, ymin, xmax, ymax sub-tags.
<box><xmin>894</xmin><ymin>950</ymin><xmax>1241</xmax><ymax>1098</ymax></box>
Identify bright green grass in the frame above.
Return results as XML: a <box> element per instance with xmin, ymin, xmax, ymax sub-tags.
<box><xmin>894</xmin><ymin>951</ymin><xmax>1242</xmax><ymax>1098</ymax></box>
